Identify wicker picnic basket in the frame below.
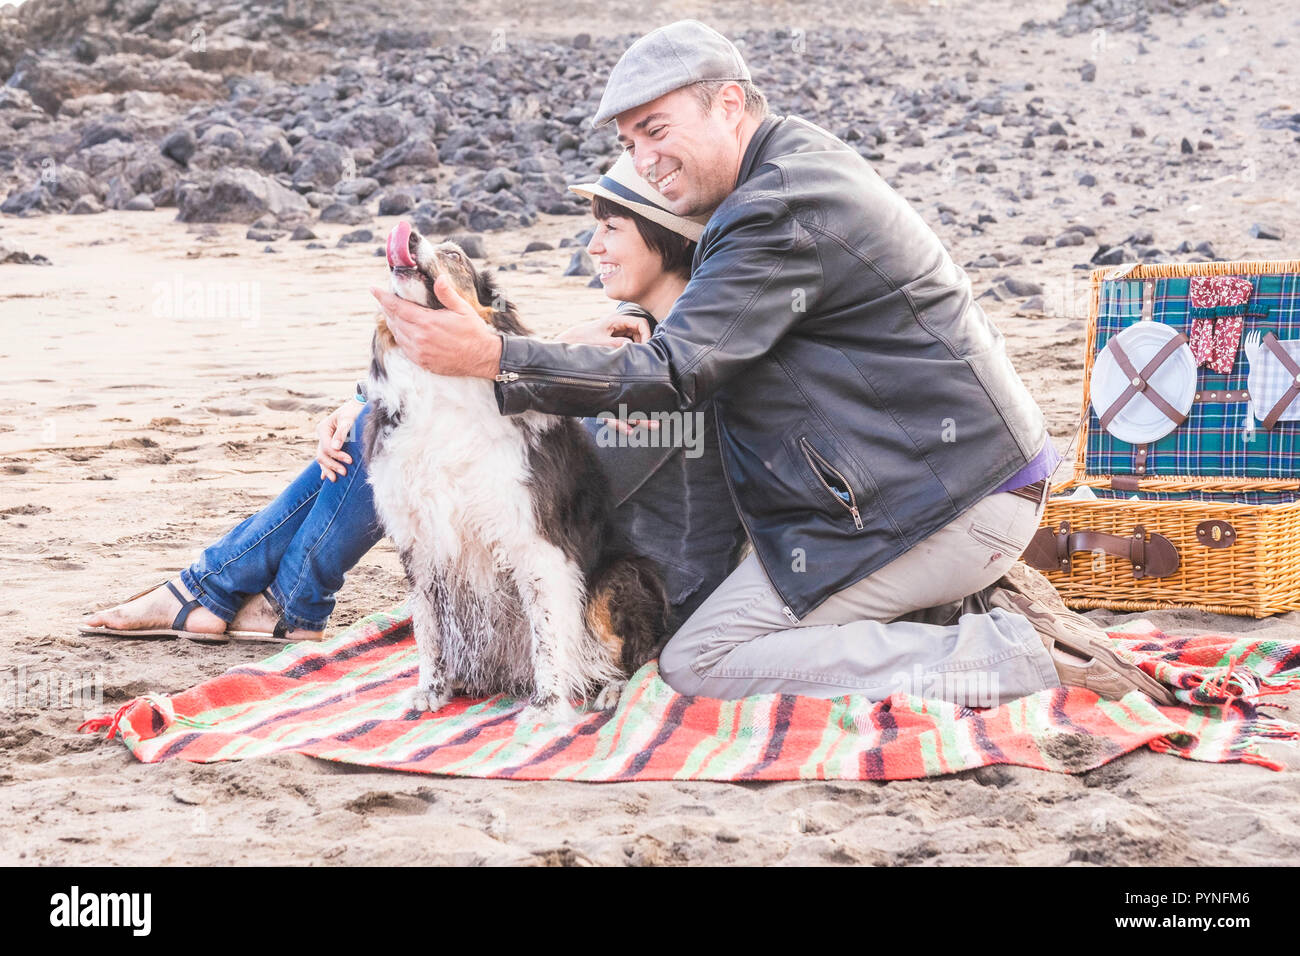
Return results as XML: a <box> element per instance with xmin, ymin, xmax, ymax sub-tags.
<box><xmin>1031</xmin><ymin>259</ymin><xmax>1300</xmax><ymax>618</ymax></box>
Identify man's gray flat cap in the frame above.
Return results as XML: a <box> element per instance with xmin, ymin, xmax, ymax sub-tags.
<box><xmin>591</xmin><ymin>20</ymin><xmax>750</xmax><ymax>129</ymax></box>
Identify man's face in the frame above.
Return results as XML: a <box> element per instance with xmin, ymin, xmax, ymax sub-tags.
<box><xmin>614</xmin><ymin>86</ymin><xmax>743</xmax><ymax>219</ymax></box>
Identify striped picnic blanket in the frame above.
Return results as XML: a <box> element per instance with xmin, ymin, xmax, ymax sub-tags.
<box><xmin>81</xmin><ymin>606</ymin><xmax>1300</xmax><ymax>779</ymax></box>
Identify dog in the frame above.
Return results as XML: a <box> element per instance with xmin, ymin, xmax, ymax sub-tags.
<box><xmin>364</xmin><ymin>221</ymin><xmax>671</xmax><ymax>722</ymax></box>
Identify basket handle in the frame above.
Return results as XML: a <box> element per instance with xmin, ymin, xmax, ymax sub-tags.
<box><xmin>1023</xmin><ymin>520</ymin><xmax>1180</xmax><ymax>579</ymax></box>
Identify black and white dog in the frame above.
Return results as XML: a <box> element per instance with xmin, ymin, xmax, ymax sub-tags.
<box><xmin>364</xmin><ymin>222</ymin><xmax>670</xmax><ymax>722</ymax></box>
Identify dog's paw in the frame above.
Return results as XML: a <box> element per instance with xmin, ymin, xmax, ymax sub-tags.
<box><xmin>592</xmin><ymin>680</ymin><xmax>627</xmax><ymax>711</ymax></box>
<box><xmin>516</xmin><ymin>698</ymin><xmax>578</xmax><ymax>726</ymax></box>
<box><xmin>403</xmin><ymin>685</ymin><xmax>450</xmax><ymax>714</ymax></box>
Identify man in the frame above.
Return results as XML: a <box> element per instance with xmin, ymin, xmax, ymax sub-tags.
<box><xmin>373</xmin><ymin>21</ymin><xmax>1175</xmax><ymax>707</ymax></box>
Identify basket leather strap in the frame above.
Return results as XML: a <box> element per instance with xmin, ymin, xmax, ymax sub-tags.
<box><xmin>1097</xmin><ymin>332</ymin><xmax>1191</xmax><ymax>433</ymax></box>
<box><xmin>1260</xmin><ymin>331</ymin><xmax>1300</xmax><ymax>430</ymax></box>
<box><xmin>1023</xmin><ymin>520</ymin><xmax>1180</xmax><ymax>579</ymax></box>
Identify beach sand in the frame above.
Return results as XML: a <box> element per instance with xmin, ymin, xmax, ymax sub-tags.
<box><xmin>2</xmin><ymin>0</ymin><xmax>1299</xmax><ymax>865</ymax></box>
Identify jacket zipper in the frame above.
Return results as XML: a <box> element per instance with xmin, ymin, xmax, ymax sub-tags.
<box><xmin>494</xmin><ymin>371</ymin><xmax>612</xmax><ymax>387</ymax></box>
<box><xmin>714</xmin><ymin>406</ymin><xmax>801</xmax><ymax>624</ymax></box>
<box><xmin>800</xmin><ymin>437</ymin><xmax>864</xmax><ymax>530</ymax></box>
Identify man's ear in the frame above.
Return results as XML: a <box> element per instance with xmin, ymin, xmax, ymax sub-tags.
<box><xmin>718</xmin><ymin>81</ymin><xmax>747</xmax><ymax>125</ymax></box>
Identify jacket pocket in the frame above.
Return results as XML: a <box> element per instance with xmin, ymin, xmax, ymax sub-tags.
<box><xmin>798</xmin><ymin>435</ymin><xmax>865</xmax><ymax>530</ymax></box>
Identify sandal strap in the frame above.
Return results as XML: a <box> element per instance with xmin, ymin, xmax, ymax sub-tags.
<box><xmin>164</xmin><ymin>580</ymin><xmax>204</xmax><ymax>632</ymax></box>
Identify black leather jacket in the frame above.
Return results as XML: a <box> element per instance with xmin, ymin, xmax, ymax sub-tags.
<box><xmin>495</xmin><ymin>114</ymin><xmax>1048</xmax><ymax>620</ymax></box>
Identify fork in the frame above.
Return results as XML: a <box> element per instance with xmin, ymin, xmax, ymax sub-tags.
<box><xmin>1244</xmin><ymin>330</ymin><xmax>1264</xmax><ymax>367</ymax></box>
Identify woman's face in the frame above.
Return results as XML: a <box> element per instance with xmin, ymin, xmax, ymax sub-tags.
<box><xmin>586</xmin><ymin>213</ymin><xmax>663</xmax><ymax>303</ymax></box>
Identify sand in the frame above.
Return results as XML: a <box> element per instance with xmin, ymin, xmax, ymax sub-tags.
<box><xmin>2</xmin><ymin>0</ymin><xmax>1299</xmax><ymax>865</ymax></box>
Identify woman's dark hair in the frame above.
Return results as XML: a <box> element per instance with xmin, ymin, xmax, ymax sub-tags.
<box><xmin>590</xmin><ymin>195</ymin><xmax>696</xmax><ymax>280</ymax></box>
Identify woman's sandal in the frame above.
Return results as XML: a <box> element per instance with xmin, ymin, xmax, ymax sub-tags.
<box><xmin>80</xmin><ymin>581</ymin><xmax>307</xmax><ymax>644</ymax></box>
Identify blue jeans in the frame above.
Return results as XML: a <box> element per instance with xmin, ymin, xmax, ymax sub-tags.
<box><xmin>180</xmin><ymin>402</ymin><xmax>746</xmax><ymax>633</ymax></box>
<box><xmin>180</xmin><ymin>404</ymin><xmax>385</xmax><ymax>631</ymax></box>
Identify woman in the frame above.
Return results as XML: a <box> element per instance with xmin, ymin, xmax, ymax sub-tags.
<box><xmin>82</xmin><ymin>154</ymin><xmax>748</xmax><ymax>642</ymax></box>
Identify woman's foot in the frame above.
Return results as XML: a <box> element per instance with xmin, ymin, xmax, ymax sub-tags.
<box><xmin>229</xmin><ymin>592</ymin><xmax>325</xmax><ymax>643</ymax></box>
<box><xmin>83</xmin><ymin>578</ymin><xmax>227</xmax><ymax>636</ymax></box>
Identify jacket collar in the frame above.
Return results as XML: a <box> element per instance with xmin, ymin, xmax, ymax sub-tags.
<box><xmin>735</xmin><ymin>114</ymin><xmax>784</xmax><ymax>188</ymax></box>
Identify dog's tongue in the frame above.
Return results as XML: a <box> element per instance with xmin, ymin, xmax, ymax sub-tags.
<box><xmin>386</xmin><ymin>221</ymin><xmax>415</xmax><ymax>269</ymax></box>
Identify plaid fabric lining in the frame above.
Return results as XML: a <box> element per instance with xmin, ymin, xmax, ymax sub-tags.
<box><xmin>1085</xmin><ymin>274</ymin><xmax>1300</xmax><ymax>477</ymax></box>
<box><xmin>1079</xmin><ymin>488</ymin><xmax>1300</xmax><ymax>505</ymax></box>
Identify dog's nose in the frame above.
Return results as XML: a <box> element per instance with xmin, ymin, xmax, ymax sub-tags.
<box><xmin>386</xmin><ymin>222</ymin><xmax>416</xmax><ymax>269</ymax></box>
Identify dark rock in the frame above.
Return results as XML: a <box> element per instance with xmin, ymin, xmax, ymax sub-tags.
<box><xmin>0</xmin><ymin>240</ymin><xmax>51</xmax><ymax>265</ymax></box>
<box><xmin>160</xmin><ymin>128</ymin><xmax>197</xmax><ymax>167</ymax></box>
<box><xmin>292</xmin><ymin>141</ymin><xmax>353</xmax><ymax>192</ymax></box>
<box><xmin>1077</xmin><ymin>173</ymin><xmax>1096</xmax><ymax>187</ymax></box>
<box><xmin>1021</xmin><ymin>234</ymin><xmax>1048</xmax><ymax>246</ymax></box>
<box><xmin>448</xmin><ymin>233</ymin><xmax>487</xmax><ymax>258</ymax></box>
<box><xmin>337</xmin><ymin>228</ymin><xmax>374</xmax><ymax>245</ymax></box>
<box><xmin>258</xmin><ymin>136</ymin><xmax>293</xmax><ymax>174</ymax></box>
<box><xmin>69</xmin><ymin>195</ymin><xmax>104</xmax><ymax>214</ymax></box>
<box><xmin>1080</xmin><ymin>61</ymin><xmax>1096</xmax><ymax>82</ymax></box>
<box><xmin>290</xmin><ymin>225</ymin><xmax>317</xmax><ymax>241</ymax></box>
<box><xmin>1054</xmin><ymin>231</ymin><xmax>1086</xmax><ymax>247</ymax></box>
<box><xmin>900</xmin><ymin>129</ymin><xmax>925</xmax><ymax>148</ymax></box>
<box><xmin>1130</xmin><ymin>124</ymin><xmax>1146</xmax><ymax>137</ymax></box>
<box><xmin>1180</xmin><ymin>137</ymin><xmax>1194</xmax><ymax>154</ymax></box>
<box><xmin>377</xmin><ymin>192</ymin><xmax>414</xmax><ymax>216</ymax></box>
<box><xmin>176</xmin><ymin>169</ymin><xmax>310</xmax><ymax>224</ymax></box>
<box><xmin>246</xmin><ymin>228</ymin><xmax>283</xmax><ymax>241</ymax></box>
<box><xmin>1003</xmin><ymin>278</ymin><xmax>1043</xmax><ymax>297</ymax></box>
<box><xmin>1047</xmin><ymin>121</ymin><xmax>1068</xmax><ymax>136</ymax></box>
<box><xmin>319</xmin><ymin>202</ymin><xmax>371</xmax><ymax>225</ymax></box>
<box><xmin>564</xmin><ymin>247</ymin><xmax>595</xmax><ymax>276</ymax></box>
<box><xmin>1250</xmin><ymin>223</ymin><xmax>1285</xmax><ymax>240</ymax></box>
<box><xmin>124</xmin><ymin>193</ymin><xmax>155</xmax><ymax>211</ymax></box>
<box><xmin>523</xmin><ymin>240</ymin><xmax>553</xmax><ymax>253</ymax></box>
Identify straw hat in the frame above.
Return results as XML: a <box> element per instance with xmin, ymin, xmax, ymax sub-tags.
<box><xmin>569</xmin><ymin>152</ymin><xmax>709</xmax><ymax>242</ymax></box>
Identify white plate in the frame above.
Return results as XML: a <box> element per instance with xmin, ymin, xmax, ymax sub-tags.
<box><xmin>1089</xmin><ymin>322</ymin><xmax>1197</xmax><ymax>445</ymax></box>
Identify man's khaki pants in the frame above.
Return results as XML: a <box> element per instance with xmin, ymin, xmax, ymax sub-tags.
<box><xmin>657</xmin><ymin>489</ymin><xmax>1060</xmax><ymax>708</ymax></box>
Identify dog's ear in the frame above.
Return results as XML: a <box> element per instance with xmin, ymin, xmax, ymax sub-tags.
<box><xmin>474</xmin><ymin>269</ymin><xmax>531</xmax><ymax>336</ymax></box>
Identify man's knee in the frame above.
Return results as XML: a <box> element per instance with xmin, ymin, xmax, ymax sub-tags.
<box><xmin>657</xmin><ymin>631</ymin><xmax>707</xmax><ymax>696</ymax></box>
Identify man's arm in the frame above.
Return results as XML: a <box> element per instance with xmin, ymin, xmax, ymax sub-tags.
<box><xmin>494</xmin><ymin>196</ymin><xmax>821</xmax><ymax>417</ymax></box>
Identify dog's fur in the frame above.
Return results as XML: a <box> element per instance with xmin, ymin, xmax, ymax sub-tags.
<box><xmin>364</xmin><ymin>227</ymin><xmax>670</xmax><ymax>721</ymax></box>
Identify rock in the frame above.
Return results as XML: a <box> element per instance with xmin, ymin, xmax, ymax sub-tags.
<box><xmin>337</xmin><ymin>228</ymin><xmax>374</xmax><ymax>245</ymax></box>
<box><xmin>975</xmin><ymin>161</ymin><xmax>998</xmax><ymax>173</ymax></box>
<box><xmin>377</xmin><ymin>192</ymin><xmax>414</xmax><ymax>216</ymax></box>
<box><xmin>1017</xmin><ymin>295</ymin><xmax>1045</xmax><ymax>313</ymax></box>
<box><xmin>69</xmin><ymin>195</ymin><xmax>104</xmax><ymax>214</ymax></box>
<box><xmin>258</xmin><ymin>136</ymin><xmax>294</xmax><ymax>174</ymax></box>
<box><xmin>523</xmin><ymin>240</ymin><xmax>553</xmax><ymax>253</ymax></box>
<box><xmin>336</xmin><ymin>177</ymin><xmax>380</xmax><ymax>200</ymax></box>
<box><xmin>246</xmin><ymin>228</ymin><xmax>283</xmax><ymax>241</ymax></box>
<box><xmin>290</xmin><ymin>225</ymin><xmax>317</xmax><ymax>241</ymax></box>
<box><xmin>160</xmin><ymin>128</ymin><xmax>197</xmax><ymax>167</ymax></box>
<box><xmin>1080</xmin><ymin>61</ymin><xmax>1096</xmax><ymax>82</ymax></box>
<box><xmin>1195</xmin><ymin>240</ymin><xmax>1217</xmax><ymax>258</ymax></box>
<box><xmin>1130</xmin><ymin>124</ymin><xmax>1146</xmax><ymax>137</ymax></box>
<box><xmin>1054</xmin><ymin>231</ymin><xmax>1086</xmax><ymax>247</ymax></box>
<box><xmin>1091</xmin><ymin>245</ymin><xmax>1130</xmax><ymax>266</ymax></box>
<box><xmin>448</xmin><ymin>233</ymin><xmax>487</xmax><ymax>258</ymax></box>
<box><xmin>564</xmin><ymin>247</ymin><xmax>595</xmax><ymax>276</ymax></box>
<box><xmin>1047</xmin><ymin>121</ymin><xmax>1068</xmax><ymax>136</ymax></box>
<box><xmin>482</xmin><ymin>168</ymin><xmax>522</xmax><ymax>192</ymax></box>
<box><xmin>1180</xmin><ymin>137</ymin><xmax>1194</xmax><ymax>154</ymax></box>
<box><xmin>1101</xmin><ymin>191</ymin><xmax>1117</xmax><ymax>206</ymax></box>
<box><xmin>1003</xmin><ymin>278</ymin><xmax>1043</xmax><ymax>297</ymax></box>
<box><xmin>975</xmin><ymin>97</ymin><xmax>1005</xmax><ymax>115</ymax></box>
<box><xmin>0</xmin><ymin>240</ymin><xmax>51</xmax><ymax>265</ymax></box>
<box><xmin>175</xmin><ymin>168</ymin><xmax>310</xmax><ymax>224</ymax></box>
<box><xmin>1077</xmin><ymin>173</ymin><xmax>1096</xmax><ymax>187</ymax></box>
<box><xmin>292</xmin><ymin>142</ymin><xmax>354</xmax><ymax>192</ymax></box>
<box><xmin>319</xmin><ymin>202</ymin><xmax>371</xmax><ymax>225</ymax></box>
<box><xmin>124</xmin><ymin>193</ymin><xmax>155</xmax><ymax>211</ymax></box>
<box><xmin>900</xmin><ymin>129</ymin><xmax>925</xmax><ymax>148</ymax></box>
<box><xmin>1250</xmin><ymin>223</ymin><xmax>1285</xmax><ymax>240</ymax></box>
<box><xmin>972</xmin><ymin>254</ymin><xmax>1000</xmax><ymax>268</ymax></box>
<box><xmin>1021</xmin><ymin>234</ymin><xmax>1048</xmax><ymax>246</ymax></box>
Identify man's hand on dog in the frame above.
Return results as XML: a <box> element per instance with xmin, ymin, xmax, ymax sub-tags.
<box><xmin>371</xmin><ymin>278</ymin><xmax>503</xmax><ymax>379</ymax></box>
